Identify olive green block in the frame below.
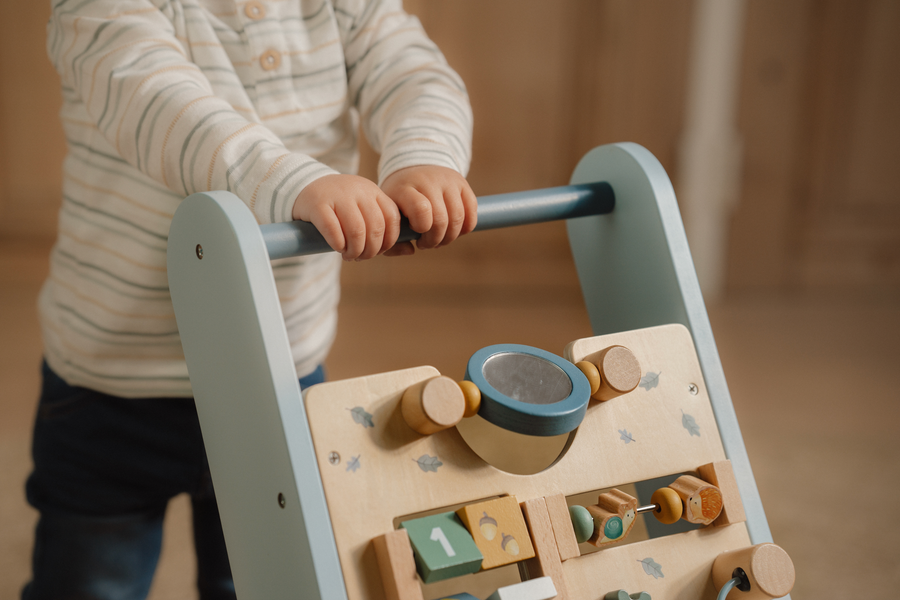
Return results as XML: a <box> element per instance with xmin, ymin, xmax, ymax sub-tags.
<box><xmin>400</xmin><ymin>512</ymin><xmax>483</xmax><ymax>583</ymax></box>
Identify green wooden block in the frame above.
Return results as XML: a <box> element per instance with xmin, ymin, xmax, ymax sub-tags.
<box><xmin>439</xmin><ymin>595</ymin><xmax>479</xmax><ymax>600</ymax></box>
<box><xmin>400</xmin><ymin>512</ymin><xmax>483</xmax><ymax>584</ymax></box>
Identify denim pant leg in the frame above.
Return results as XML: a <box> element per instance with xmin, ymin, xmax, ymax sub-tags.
<box><xmin>24</xmin><ymin>363</ymin><xmax>326</xmax><ymax>600</ymax></box>
<box><xmin>23</xmin><ymin>363</ymin><xmax>217</xmax><ymax>600</ymax></box>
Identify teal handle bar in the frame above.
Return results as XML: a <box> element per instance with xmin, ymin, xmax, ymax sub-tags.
<box><xmin>261</xmin><ymin>181</ymin><xmax>614</xmax><ymax>260</ymax></box>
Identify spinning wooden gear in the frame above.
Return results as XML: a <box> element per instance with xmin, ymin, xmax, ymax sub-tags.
<box><xmin>167</xmin><ymin>143</ymin><xmax>795</xmax><ymax>600</ymax></box>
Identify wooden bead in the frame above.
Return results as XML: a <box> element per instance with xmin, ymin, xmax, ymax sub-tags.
<box><xmin>712</xmin><ymin>543</ymin><xmax>795</xmax><ymax>599</ymax></box>
<box><xmin>568</xmin><ymin>504</ymin><xmax>594</xmax><ymax>544</ymax></box>
<box><xmin>650</xmin><ymin>486</ymin><xmax>683</xmax><ymax>524</ymax></box>
<box><xmin>585</xmin><ymin>345</ymin><xmax>641</xmax><ymax>402</ymax></box>
<box><xmin>401</xmin><ymin>376</ymin><xmax>466</xmax><ymax>435</ymax></box>
<box><xmin>457</xmin><ymin>380</ymin><xmax>482</xmax><ymax>418</ymax></box>
<box><xmin>668</xmin><ymin>475</ymin><xmax>723</xmax><ymax>525</ymax></box>
<box><xmin>575</xmin><ymin>361</ymin><xmax>602</xmax><ymax>395</ymax></box>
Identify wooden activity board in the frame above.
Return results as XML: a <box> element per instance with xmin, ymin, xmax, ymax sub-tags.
<box><xmin>167</xmin><ymin>143</ymin><xmax>793</xmax><ymax>600</ymax></box>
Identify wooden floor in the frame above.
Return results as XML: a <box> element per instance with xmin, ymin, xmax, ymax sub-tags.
<box><xmin>2</xmin><ymin>228</ymin><xmax>898</xmax><ymax>599</ymax></box>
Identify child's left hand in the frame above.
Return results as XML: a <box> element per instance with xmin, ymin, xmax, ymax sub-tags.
<box><xmin>380</xmin><ymin>165</ymin><xmax>478</xmax><ymax>256</ymax></box>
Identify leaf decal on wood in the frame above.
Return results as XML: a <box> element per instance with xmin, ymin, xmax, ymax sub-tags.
<box><xmin>415</xmin><ymin>454</ymin><xmax>443</xmax><ymax>473</ymax></box>
<box><xmin>346</xmin><ymin>455</ymin><xmax>361</xmax><ymax>472</ymax></box>
<box><xmin>638</xmin><ymin>557</ymin><xmax>664</xmax><ymax>579</ymax></box>
<box><xmin>682</xmin><ymin>411</ymin><xmax>700</xmax><ymax>437</ymax></box>
<box><xmin>639</xmin><ymin>372</ymin><xmax>660</xmax><ymax>391</ymax></box>
<box><xmin>618</xmin><ymin>429</ymin><xmax>636</xmax><ymax>444</ymax></box>
<box><xmin>349</xmin><ymin>407</ymin><xmax>374</xmax><ymax>428</ymax></box>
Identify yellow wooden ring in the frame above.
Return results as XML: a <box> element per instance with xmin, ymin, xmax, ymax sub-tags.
<box><xmin>457</xmin><ymin>380</ymin><xmax>482</xmax><ymax>418</ymax></box>
<box><xmin>575</xmin><ymin>361</ymin><xmax>601</xmax><ymax>396</ymax></box>
<box><xmin>651</xmin><ymin>487</ymin><xmax>683</xmax><ymax>524</ymax></box>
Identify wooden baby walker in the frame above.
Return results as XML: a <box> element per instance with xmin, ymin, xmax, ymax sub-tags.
<box><xmin>167</xmin><ymin>143</ymin><xmax>795</xmax><ymax>600</ymax></box>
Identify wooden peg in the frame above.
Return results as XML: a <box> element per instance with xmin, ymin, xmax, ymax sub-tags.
<box><xmin>583</xmin><ymin>345</ymin><xmax>641</xmax><ymax>401</ymax></box>
<box><xmin>401</xmin><ymin>376</ymin><xmax>466</xmax><ymax>435</ymax></box>
<box><xmin>712</xmin><ymin>543</ymin><xmax>795</xmax><ymax>599</ymax></box>
<box><xmin>372</xmin><ymin>529</ymin><xmax>425</xmax><ymax>600</ymax></box>
<box><xmin>697</xmin><ymin>460</ymin><xmax>746</xmax><ymax>527</ymax></box>
<box><xmin>668</xmin><ymin>475</ymin><xmax>723</xmax><ymax>525</ymax></box>
<box><xmin>586</xmin><ymin>489</ymin><xmax>638</xmax><ymax>546</ymax></box>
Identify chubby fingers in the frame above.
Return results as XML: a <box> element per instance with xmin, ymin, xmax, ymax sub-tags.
<box><xmin>382</xmin><ymin>166</ymin><xmax>477</xmax><ymax>250</ymax></box>
<box><xmin>292</xmin><ymin>174</ymin><xmax>401</xmax><ymax>260</ymax></box>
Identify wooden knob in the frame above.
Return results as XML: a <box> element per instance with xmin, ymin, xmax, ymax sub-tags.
<box><xmin>585</xmin><ymin>345</ymin><xmax>641</xmax><ymax>401</ymax></box>
<box><xmin>401</xmin><ymin>376</ymin><xmax>466</xmax><ymax>435</ymax></box>
<box><xmin>457</xmin><ymin>380</ymin><xmax>482</xmax><ymax>418</ymax></box>
<box><xmin>668</xmin><ymin>475</ymin><xmax>723</xmax><ymax>525</ymax></box>
<box><xmin>712</xmin><ymin>543</ymin><xmax>795</xmax><ymax>599</ymax></box>
<box><xmin>575</xmin><ymin>361</ymin><xmax>602</xmax><ymax>395</ymax></box>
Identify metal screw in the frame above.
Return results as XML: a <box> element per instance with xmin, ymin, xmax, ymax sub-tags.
<box><xmin>688</xmin><ymin>383</ymin><xmax>699</xmax><ymax>395</ymax></box>
<box><xmin>328</xmin><ymin>451</ymin><xmax>340</xmax><ymax>465</ymax></box>
<box><xmin>195</xmin><ymin>244</ymin><xmax>203</xmax><ymax>259</ymax></box>
<box><xmin>278</xmin><ymin>492</ymin><xmax>286</xmax><ymax>508</ymax></box>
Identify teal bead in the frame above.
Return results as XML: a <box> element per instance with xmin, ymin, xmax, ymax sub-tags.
<box><xmin>569</xmin><ymin>505</ymin><xmax>594</xmax><ymax>543</ymax></box>
<box><xmin>604</xmin><ymin>516</ymin><xmax>624</xmax><ymax>539</ymax></box>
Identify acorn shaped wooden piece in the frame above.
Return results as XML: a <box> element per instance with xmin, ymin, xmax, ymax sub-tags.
<box><xmin>586</xmin><ymin>488</ymin><xmax>638</xmax><ymax>546</ymax></box>
<box><xmin>668</xmin><ymin>475</ymin><xmax>724</xmax><ymax>525</ymax></box>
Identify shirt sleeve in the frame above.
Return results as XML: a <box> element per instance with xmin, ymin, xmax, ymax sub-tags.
<box><xmin>47</xmin><ymin>0</ymin><xmax>339</xmax><ymax>224</ymax></box>
<box><xmin>335</xmin><ymin>0</ymin><xmax>474</xmax><ymax>184</ymax></box>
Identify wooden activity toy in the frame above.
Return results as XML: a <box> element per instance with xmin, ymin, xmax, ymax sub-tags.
<box><xmin>167</xmin><ymin>143</ymin><xmax>795</xmax><ymax>600</ymax></box>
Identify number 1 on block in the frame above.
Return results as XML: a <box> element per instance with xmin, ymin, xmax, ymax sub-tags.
<box><xmin>400</xmin><ymin>512</ymin><xmax>483</xmax><ymax>583</ymax></box>
<box><xmin>431</xmin><ymin>527</ymin><xmax>457</xmax><ymax>556</ymax></box>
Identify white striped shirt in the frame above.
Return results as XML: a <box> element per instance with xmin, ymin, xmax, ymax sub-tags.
<box><xmin>40</xmin><ymin>0</ymin><xmax>473</xmax><ymax>397</ymax></box>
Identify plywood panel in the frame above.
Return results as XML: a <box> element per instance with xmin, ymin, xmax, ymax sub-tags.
<box><xmin>304</xmin><ymin>325</ymin><xmax>738</xmax><ymax>600</ymax></box>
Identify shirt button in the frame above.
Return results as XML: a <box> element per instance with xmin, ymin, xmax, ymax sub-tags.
<box><xmin>260</xmin><ymin>49</ymin><xmax>281</xmax><ymax>71</ymax></box>
<box><xmin>244</xmin><ymin>1</ymin><xmax>265</xmax><ymax>19</ymax></box>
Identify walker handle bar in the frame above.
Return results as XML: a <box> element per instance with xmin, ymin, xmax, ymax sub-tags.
<box><xmin>261</xmin><ymin>181</ymin><xmax>614</xmax><ymax>260</ymax></box>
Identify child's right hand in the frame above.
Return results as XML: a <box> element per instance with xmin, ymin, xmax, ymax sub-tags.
<box><xmin>292</xmin><ymin>174</ymin><xmax>402</xmax><ymax>261</ymax></box>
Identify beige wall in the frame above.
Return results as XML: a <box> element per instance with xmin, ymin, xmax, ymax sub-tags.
<box><xmin>1</xmin><ymin>0</ymin><xmax>898</xmax><ymax>295</ymax></box>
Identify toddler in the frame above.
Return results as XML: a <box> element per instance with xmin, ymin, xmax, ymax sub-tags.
<box><xmin>26</xmin><ymin>0</ymin><xmax>475</xmax><ymax>598</ymax></box>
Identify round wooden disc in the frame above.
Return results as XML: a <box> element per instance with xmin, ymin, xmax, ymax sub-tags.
<box><xmin>421</xmin><ymin>377</ymin><xmax>466</xmax><ymax>428</ymax></box>
<box><xmin>598</xmin><ymin>345</ymin><xmax>641</xmax><ymax>393</ymax></box>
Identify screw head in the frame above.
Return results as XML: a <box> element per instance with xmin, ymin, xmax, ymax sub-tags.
<box><xmin>328</xmin><ymin>451</ymin><xmax>340</xmax><ymax>465</ymax></box>
<box><xmin>688</xmin><ymin>383</ymin><xmax>699</xmax><ymax>395</ymax></box>
<box><xmin>195</xmin><ymin>244</ymin><xmax>204</xmax><ymax>259</ymax></box>
<box><xmin>277</xmin><ymin>492</ymin><xmax>286</xmax><ymax>508</ymax></box>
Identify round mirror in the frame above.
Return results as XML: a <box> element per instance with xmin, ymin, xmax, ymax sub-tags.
<box><xmin>464</xmin><ymin>344</ymin><xmax>591</xmax><ymax>436</ymax></box>
<box><xmin>482</xmin><ymin>352</ymin><xmax>573</xmax><ymax>405</ymax></box>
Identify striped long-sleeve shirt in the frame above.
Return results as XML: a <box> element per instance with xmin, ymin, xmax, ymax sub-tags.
<box><xmin>41</xmin><ymin>0</ymin><xmax>473</xmax><ymax>397</ymax></box>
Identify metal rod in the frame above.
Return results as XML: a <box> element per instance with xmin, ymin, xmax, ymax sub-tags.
<box><xmin>261</xmin><ymin>181</ymin><xmax>614</xmax><ymax>260</ymax></box>
<box><xmin>636</xmin><ymin>504</ymin><xmax>660</xmax><ymax>515</ymax></box>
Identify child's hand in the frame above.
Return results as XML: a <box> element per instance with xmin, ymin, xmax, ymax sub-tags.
<box><xmin>380</xmin><ymin>165</ymin><xmax>477</xmax><ymax>255</ymax></box>
<box><xmin>292</xmin><ymin>174</ymin><xmax>401</xmax><ymax>260</ymax></box>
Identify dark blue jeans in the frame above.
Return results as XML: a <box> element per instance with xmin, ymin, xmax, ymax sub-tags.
<box><xmin>23</xmin><ymin>362</ymin><xmax>325</xmax><ymax>600</ymax></box>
